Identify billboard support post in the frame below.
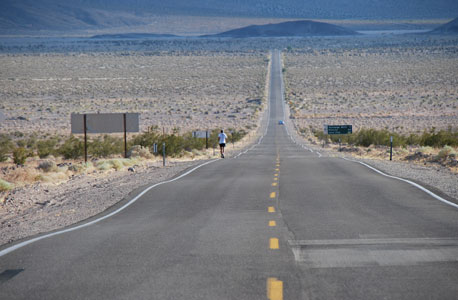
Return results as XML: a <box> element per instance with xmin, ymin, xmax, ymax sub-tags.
<box><xmin>123</xmin><ymin>113</ymin><xmax>127</xmax><ymax>158</ymax></box>
<box><xmin>83</xmin><ymin>114</ymin><xmax>88</xmax><ymax>163</ymax></box>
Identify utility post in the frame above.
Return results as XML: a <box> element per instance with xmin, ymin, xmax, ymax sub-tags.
<box><xmin>390</xmin><ymin>136</ymin><xmax>393</xmax><ymax>161</ymax></box>
<box><xmin>83</xmin><ymin>114</ymin><xmax>88</xmax><ymax>163</ymax></box>
<box><xmin>162</xmin><ymin>143</ymin><xmax>166</xmax><ymax>167</ymax></box>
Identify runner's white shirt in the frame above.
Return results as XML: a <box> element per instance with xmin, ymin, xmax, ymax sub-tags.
<box><xmin>218</xmin><ymin>133</ymin><xmax>227</xmax><ymax>144</ymax></box>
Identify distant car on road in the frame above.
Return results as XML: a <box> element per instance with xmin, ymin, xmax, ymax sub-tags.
<box><xmin>278</xmin><ymin>120</ymin><xmax>285</xmax><ymax>125</ymax></box>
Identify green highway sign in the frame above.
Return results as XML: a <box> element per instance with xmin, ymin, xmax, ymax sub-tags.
<box><xmin>324</xmin><ymin>125</ymin><xmax>352</xmax><ymax>135</ymax></box>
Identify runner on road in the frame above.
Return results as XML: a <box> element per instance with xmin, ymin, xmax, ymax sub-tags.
<box><xmin>218</xmin><ymin>130</ymin><xmax>228</xmax><ymax>158</ymax></box>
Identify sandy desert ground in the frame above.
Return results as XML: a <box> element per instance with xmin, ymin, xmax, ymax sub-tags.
<box><xmin>283</xmin><ymin>45</ymin><xmax>458</xmax><ymax>134</ymax></box>
<box><xmin>0</xmin><ymin>52</ymin><xmax>268</xmax><ymax>135</ymax></box>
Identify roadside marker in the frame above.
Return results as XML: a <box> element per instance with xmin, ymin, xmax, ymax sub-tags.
<box><xmin>269</xmin><ymin>220</ymin><xmax>276</xmax><ymax>227</ymax></box>
<box><xmin>267</xmin><ymin>277</ymin><xmax>283</xmax><ymax>300</ymax></box>
<box><xmin>268</xmin><ymin>206</ymin><xmax>275</xmax><ymax>213</ymax></box>
<box><xmin>270</xmin><ymin>192</ymin><xmax>276</xmax><ymax>198</ymax></box>
<box><xmin>269</xmin><ymin>238</ymin><xmax>279</xmax><ymax>249</ymax></box>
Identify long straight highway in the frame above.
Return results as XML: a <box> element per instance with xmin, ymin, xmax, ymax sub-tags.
<box><xmin>1</xmin><ymin>50</ymin><xmax>458</xmax><ymax>299</ymax></box>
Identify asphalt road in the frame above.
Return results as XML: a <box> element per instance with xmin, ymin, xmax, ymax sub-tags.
<box><xmin>1</xmin><ymin>50</ymin><xmax>458</xmax><ymax>300</ymax></box>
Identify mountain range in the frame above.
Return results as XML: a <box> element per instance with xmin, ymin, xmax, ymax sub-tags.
<box><xmin>430</xmin><ymin>17</ymin><xmax>458</xmax><ymax>34</ymax></box>
<box><xmin>208</xmin><ymin>20</ymin><xmax>358</xmax><ymax>38</ymax></box>
<box><xmin>1</xmin><ymin>0</ymin><xmax>458</xmax><ymax>32</ymax></box>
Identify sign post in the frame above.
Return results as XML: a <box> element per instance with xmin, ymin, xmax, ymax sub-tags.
<box><xmin>390</xmin><ymin>136</ymin><xmax>393</xmax><ymax>161</ymax></box>
<box><xmin>83</xmin><ymin>114</ymin><xmax>88</xmax><ymax>163</ymax></box>
<box><xmin>123</xmin><ymin>114</ymin><xmax>127</xmax><ymax>158</ymax></box>
<box><xmin>162</xmin><ymin>143</ymin><xmax>166</xmax><ymax>167</ymax></box>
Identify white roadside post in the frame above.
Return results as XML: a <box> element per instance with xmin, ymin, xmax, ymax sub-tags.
<box><xmin>390</xmin><ymin>136</ymin><xmax>393</xmax><ymax>161</ymax></box>
<box><xmin>163</xmin><ymin>143</ymin><xmax>166</xmax><ymax>167</ymax></box>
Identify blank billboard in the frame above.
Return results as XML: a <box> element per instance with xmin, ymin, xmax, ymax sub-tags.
<box><xmin>71</xmin><ymin>113</ymin><xmax>139</xmax><ymax>134</ymax></box>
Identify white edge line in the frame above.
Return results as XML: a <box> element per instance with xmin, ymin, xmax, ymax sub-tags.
<box><xmin>343</xmin><ymin>158</ymin><xmax>458</xmax><ymax>209</ymax></box>
<box><xmin>0</xmin><ymin>159</ymin><xmax>219</xmax><ymax>257</ymax></box>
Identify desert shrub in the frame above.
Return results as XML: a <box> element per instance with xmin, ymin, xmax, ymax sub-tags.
<box><xmin>162</xmin><ymin>134</ymin><xmax>186</xmax><ymax>157</ymax></box>
<box><xmin>420</xmin><ymin>128</ymin><xmax>458</xmax><ymax>147</ymax></box>
<box><xmin>131</xmin><ymin>129</ymin><xmax>160</xmax><ymax>149</ymax></box>
<box><xmin>314</xmin><ymin>127</ymin><xmax>458</xmax><ymax>148</ymax></box>
<box><xmin>37</xmin><ymin>160</ymin><xmax>57</xmax><ymax>173</ymax></box>
<box><xmin>13</xmin><ymin>147</ymin><xmax>29</xmax><ymax>165</ymax></box>
<box><xmin>227</xmin><ymin>128</ymin><xmax>247</xmax><ymax>144</ymax></box>
<box><xmin>109</xmin><ymin>159</ymin><xmax>123</xmax><ymax>171</ymax></box>
<box><xmin>131</xmin><ymin>128</ymin><xmax>248</xmax><ymax>158</ymax></box>
<box><xmin>0</xmin><ymin>134</ymin><xmax>13</xmax><ymax>162</ymax></box>
<box><xmin>58</xmin><ymin>136</ymin><xmax>84</xmax><ymax>159</ymax></box>
<box><xmin>37</xmin><ymin>138</ymin><xmax>58</xmax><ymax>158</ymax></box>
<box><xmin>128</xmin><ymin>145</ymin><xmax>152</xmax><ymax>158</ymax></box>
<box><xmin>436</xmin><ymin>145</ymin><xmax>456</xmax><ymax>160</ymax></box>
<box><xmin>0</xmin><ymin>179</ymin><xmax>13</xmax><ymax>192</ymax></box>
<box><xmin>95</xmin><ymin>161</ymin><xmax>111</xmax><ymax>171</ymax></box>
<box><xmin>89</xmin><ymin>135</ymin><xmax>123</xmax><ymax>158</ymax></box>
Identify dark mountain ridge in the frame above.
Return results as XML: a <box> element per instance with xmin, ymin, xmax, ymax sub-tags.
<box><xmin>207</xmin><ymin>20</ymin><xmax>358</xmax><ymax>37</ymax></box>
<box><xmin>1</xmin><ymin>0</ymin><xmax>458</xmax><ymax>32</ymax></box>
<box><xmin>430</xmin><ymin>17</ymin><xmax>458</xmax><ymax>34</ymax></box>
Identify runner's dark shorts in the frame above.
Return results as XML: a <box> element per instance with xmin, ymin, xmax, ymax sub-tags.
<box><xmin>219</xmin><ymin>143</ymin><xmax>226</xmax><ymax>147</ymax></box>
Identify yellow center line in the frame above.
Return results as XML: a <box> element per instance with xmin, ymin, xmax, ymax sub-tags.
<box><xmin>275</xmin><ymin>168</ymin><xmax>279</xmax><ymax>171</ymax></box>
<box><xmin>270</xmin><ymin>192</ymin><xmax>276</xmax><ymax>198</ymax></box>
<box><xmin>274</xmin><ymin>177</ymin><xmax>278</xmax><ymax>181</ymax></box>
<box><xmin>269</xmin><ymin>220</ymin><xmax>276</xmax><ymax>226</ymax></box>
<box><xmin>267</xmin><ymin>278</ymin><xmax>283</xmax><ymax>300</ymax></box>
<box><xmin>269</xmin><ymin>238</ymin><xmax>279</xmax><ymax>249</ymax></box>
<box><xmin>272</xmin><ymin>182</ymin><xmax>277</xmax><ymax>186</ymax></box>
<box><xmin>274</xmin><ymin>173</ymin><xmax>278</xmax><ymax>177</ymax></box>
<box><xmin>268</xmin><ymin>206</ymin><xmax>275</xmax><ymax>213</ymax></box>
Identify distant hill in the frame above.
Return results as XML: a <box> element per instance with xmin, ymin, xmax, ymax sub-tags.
<box><xmin>91</xmin><ymin>33</ymin><xmax>178</xmax><ymax>39</ymax></box>
<box><xmin>207</xmin><ymin>20</ymin><xmax>358</xmax><ymax>38</ymax></box>
<box><xmin>430</xmin><ymin>17</ymin><xmax>458</xmax><ymax>34</ymax></box>
<box><xmin>1</xmin><ymin>0</ymin><xmax>458</xmax><ymax>33</ymax></box>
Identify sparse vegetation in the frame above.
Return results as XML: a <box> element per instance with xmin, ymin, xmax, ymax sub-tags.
<box><xmin>313</xmin><ymin>127</ymin><xmax>458</xmax><ymax>148</ymax></box>
<box><xmin>0</xmin><ymin>179</ymin><xmax>13</xmax><ymax>192</ymax></box>
<box><xmin>0</xmin><ymin>134</ymin><xmax>13</xmax><ymax>162</ymax></box>
<box><xmin>13</xmin><ymin>147</ymin><xmax>29</xmax><ymax>165</ymax></box>
<box><xmin>37</xmin><ymin>138</ymin><xmax>58</xmax><ymax>158</ymax></box>
<box><xmin>58</xmin><ymin>136</ymin><xmax>84</xmax><ymax>159</ymax></box>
